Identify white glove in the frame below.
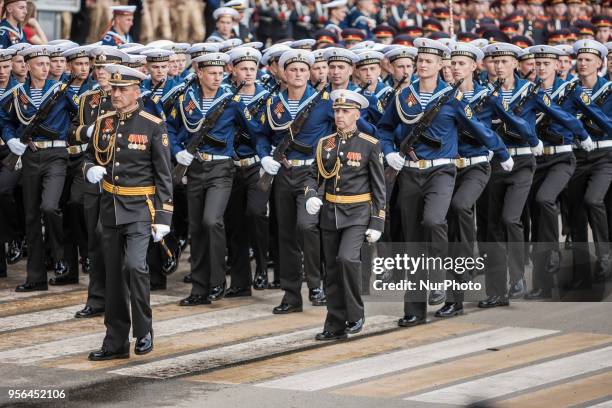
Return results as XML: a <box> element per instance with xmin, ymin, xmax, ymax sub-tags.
<box><xmin>306</xmin><ymin>197</ymin><xmax>323</xmax><ymax>215</ymax></box>
<box><xmin>365</xmin><ymin>229</ymin><xmax>382</xmax><ymax>243</ymax></box>
<box><xmin>176</xmin><ymin>149</ymin><xmax>194</xmax><ymax>166</ymax></box>
<box><xmin>7</xmin><ymin>138</ymin><xmax>27</xmax><ymax>156</ymax></box>
<box><xmin>152</xmin><ymin>224</ymin><xmax>170</xmax><ymax>242</ymax></box>
<box><xmin>386</xmin><ymin>152</ymin><xmax>405</xmax><ymax>171</ymax></box>
<box><xmin>580</xmin><ymin>136</ymin><xmax>595</xmax><ymax>152</ymax></box>
<box><xmin>500</xmin><ymin>156</ymin><xmax>514</xmax><ymax>172</ymax></box>
<box><xmin>86</xmin><ymin>125</ymin><xmax>94</xmax><ymax>139</ymax></box>
<box><xmin>261</xmin><ymin>156</ymin><xmax>281</xmax><ymax>175</ymax></box>
<box><xmin>531</xmin><ymin>140</ymin><xmax>544</xmax><ymax>156</ymax></box>
<box><xmin>487</xmin><ymin>150</ymin><xmax>494</xmax><ymax>161</ymax></box>
<box><xmin>86</xmin><ymin>166</ymin><xmax>106</xmax><ymax>183</ymax></box>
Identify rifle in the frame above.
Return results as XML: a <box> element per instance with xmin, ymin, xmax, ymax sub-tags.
<box><xmin>380</xmin><ymin>74</ymin><xmax>408</xmax><ymax>109</ymax></box>
<box><xmin>3</xmin><ymin>76</ymin><xmax>77</xmax><ymax>171</ymax></box>
<box><xmin>472</xmin><ymin>78</ymin><xmax>504</xmax><ymax>113</ymax></box>
<box><xmin>236</xmin><ymin>81</ymin><xmax>281</xmax><ymax>146</ymax></box>
<box><xmin>493</xmin><ymin>77</ymin><xmax>543</xmax><ymax>144</ymax></box>
<box><xmin>520</xmin><ymin>69</ymin><xmax>534</xmax><ymax>80</ymax></box>
<box><xmin>257</xmin><ymin>80</ymin><xmax>325</xmax><ymax>193</ymax></box>
<box><xmin>536</xmin><ymin>80</ymin><xmax>579</xmax><ymax>145</ymax></box>
<box><xmin>359</xmin><ymin>80</ymin><xmax>372</xmax><ymax>94</ymax></box>
<box><xmin>144</xmin><ymin>79</ymin><xmax>165</xmax><ymax>104</ymax></box>
<box><xmin>161</xmin><ymin>74</ymin><xmax>197</xmax><ymax>115</ymax></box>
<box><xmin>384</xmin><ymin>79</ymin><xmax>463</xmax><ymax>198</ymax></box>
<box><xmin>171</xmin><ymin>81</ymin><xmax>245</xmax><ymax>185</ymax></box>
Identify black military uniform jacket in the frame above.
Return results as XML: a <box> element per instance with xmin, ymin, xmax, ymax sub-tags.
<box><xmin>305</xmin><ymin>129</ymin><xmax>386</xmax><ymax>232</ymax></box>
<box><xmin>83</xmin><ymin>103</ymin><xmax>173</xmax><ymax>227</ymax></box>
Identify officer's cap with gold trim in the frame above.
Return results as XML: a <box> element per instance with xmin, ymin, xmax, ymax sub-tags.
<box><xmin>219</xmin><ymin>38</ymin><xmax>243</xmax><ymax>53</ymax></box>
<box><xmin>385</xmin><ymin>46</ymin><xmax>417</xmax><ymax>62</ymax></box>
<box><xmin>0</xmin><ymin>49</ymin><xmax>16</xmax><ymax>62</ymax></box>
<box><xmin>224</xmin><ymin>0</ymin><xmax>248</xmax><ymax>11</ymax></box>
<box><xmin>141</xmin><ymin>48</ymin><xmax>175</xmax><ymax>63</ymax></box>
<box><xmin>193</xmin><ymin>52</ymin><xmax>230</xmax><ymax>68</ymax></box>
<box><xmin>278</xmin><ymin>49</ymin><xmax>315</xmax><ymax>69</ymax></box>
<box><xmin>62</xmin><ymin>45</ymin><xmax>91</xmax><ymax>61</ymax></box>
<box><xmin>413</xmin><ymin>37</ymin><xmax>450</xmax><ymax>57</ymax></box>
<box><xmin>261</xmin><ymin>44</ymin><xmax>291</xmax><ymax>65</ymax></box>
<box><xmin>105</xmin><ymin>64</ymin><xmax>146</xmax><ymax>86</ymax></box>
<box><xmin>291</xmin><ymin>39</ymin><xmax>316</xmax><ymax>50</ymax></box>
<box><xmin>213</xmin><ymin>6</ymin><xmax>239</xmax><ymax>20</ymax></box>
<box><xmin>330</xmin><ymin>89</ymin><xmax>369</xmax><ymax>109</ymax></box>
<box><xmin>528</xmin><ymin>45</ymin><xmax>563</xmax><ymax>60</ymax></box>
<box><xmin>451</xmin><ymin>42</ymin><xmax>484</xmax><ymax>61</ymax></box>
<box><xmin>48</xmin><ymin>42</ymin><xmax>76</xmax><ymax>58</ymax></box>
<box><xmin>324</xmin><ymin>47</ymin><xmax>359</xmax><ymax>65</ymax></box>
<box><xmin>482</xmin><ymin>42</ymin><xmax>522</xmax><ymax>59</ymax></box>
<box><xmin>91</xmin><ymin>47</ymin><xmax>130</xmax><ymax>66</ymax></box>
<box><xmin>355</xmin><ymin>50</ymin><xmax>384</xmax><ymax>67</ymax></box>
<box><xmin>573</xmin><ymin>39</ymin><xmax>607</xmax><ymax>60</ymax></box>
<box><xmin>19</xmin><ymin>45</ymin><xmax>50</xmax><ymax>61</ymax></box>
<box><xmin>110</xmin><ymin>5</ymin><xmax>137</xmax><ymax>15</ymax></box>
<box><xmin>228</xmin><ymin>47</ymin><xmax>262</xmax><ymax>66</ymax></box>
<box><xmin>187</xmin><ymin>43</ymin><xmax>220</xmax><ymax>58</ymax></box>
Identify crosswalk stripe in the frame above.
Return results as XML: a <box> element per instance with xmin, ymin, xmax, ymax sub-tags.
<box><xmin>0</xmin><ymin>290</ymin><xmax>87</xmax><ymax>318</ymax></box>
<box><xmin>188</xmin><ymin>321</ymin><xmax>488</xmax><ymax>385</ymax></box>
<box><xmin>0</xmin><ymin>303</ymin><xmax>273</xmax><ymax>364</ymax></box>
<box><xmin>333</xmin><ymin>332</ymin><xmax>612</xmax><ymax>398</ymax></box>
<box><xmin>0</xmin><ymin>294</ymin><xmax>181</xmax><ymax>333</ymax></box>
<box><xmin>405</xmin><ymin>345</ymin><xmax>612</xmax><ymax>405</ymax></box>
<box><xmin>256</xmin><ymin>326</ymin><xmax>558</xmax><ymax>391</ymax></box>
<box><xmin>42</xmin><ymin>309</ymin><xmax>327</xmax><ymax>371</ymax></box>
<box><xmin>494</xmin><ymin>371</ymin><xmax>612</xmax><ymax>408</ymax></box>
<box><xmin>0</xmin><ymin>282</ymin><xmax>89</xmax><ymax>302</ymax></box>
<box><xmin>110</xmin><ymin>315</ymin><xmax>399</xmax><ymax>379</ymax></box>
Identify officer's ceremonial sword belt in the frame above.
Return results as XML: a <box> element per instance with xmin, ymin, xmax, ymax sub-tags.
<box><xmin>102</xmin><ymin>180</ymin><xmax>156</xmax><ymax>196</ymax></box>
<box><xmin>325</xmin><ymin>192</ymin><xmax>372</xmax><ymax>204</ymax></box>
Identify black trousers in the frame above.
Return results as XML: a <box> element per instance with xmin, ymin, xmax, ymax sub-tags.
<box><xmin>227</xmin><ymin>162</ymin><xmax>270</xmax><ymax>288</ymax></box>
<box><xmin>21</xmin><ymin>148</ymin><xmax>67</xmax><ymax>283</ymax></box>
<box><xmin>187</xmin><ymin>159</ymin><xmax>234</xmax><ymax>296</ymax></box>
<box><xmin>485</xmin><ymin>154</ymin><xmax>536</xmax><ymax>297</ymax></box>
<box><xmin>448</xmin><ymin>162</ymin><xmax>491</xmax><ymax>303</ymax></box>
<box><xmin>399</xmin><ymin>164</ymin><xmax>456</xmax><ymax>318</ymax></box>
<box><xmin>62</xmin><ymin>153</ymin><xmax>88</xmax><ymax>280</ymax></box>
<box><xmin>529</xmin><ymin>152</ymin><xmax>575</xmax><ymax>291</ymax></box>
<box><xmin>322</xmin><ymin>225</ymin><xmax>367</xmax><ymax>332</ymax></box>
<box><xmin>84</xmin><ymin>190</ymin><xmax>105</xmax><ymax>309</ymax></box>
<box><xmin>102</xmin><ymin>221</ymin><xmax>152</xmax><ymax>353</ymax></box>
<box><xmin>274</xmin><ymin>165</ymin><xmax>321</xmax><ymax>307</ymax></box>
<box><xmin>567</xmin><ymin>147</ymin><xmax>612</xmax><ymax>278</ymax></box>
<box><xmin>0</xmin><ymin>163</ymin><xmax>21</xmax><ymax>244</ymax></box>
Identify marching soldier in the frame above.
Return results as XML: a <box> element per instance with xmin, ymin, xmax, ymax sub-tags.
<box><xmin>207</xmin><ymin>7</ymin><xmax>240</xmax><ymax>43</ymax></box>
<box><xmin>1</xmin><ymin>45</ymin><xmax>79</xmax><ymax>292</ymax></box>
<box><xmin>384</xmin><ymin>46</ymin><xmax>416</xmax><ymax>88</ymax></box>
<box><xmin>9</xmin><ymin>43</ymin><xmax>29</xmax><ymax>84</ymax></box>
<box><xmin>305</xmin><ymin>89</ymin><xmax>385</xmax><ymax>340</ymax></box>
<box><xmin>0</xmin><ymin>0</ymin><xmax>27</xmax><ymax>49</ymax></box>
<box><xmin>72</xmin><ymin>48</ymin><xmax>131</xmax><ymax>318</ymax></box>
<box><xmin>48</xmin><ymin>43</ymin><xmax>73</xmax><ymax>82</ymax></box>
<box><xmin>86</xmin><ymin>64</ymin><xmax>173</xmax><ymax>360</ymax></box>
<box><xmin>310</xmin><ymin>49</ymin><xmax>329</xmax><ymax>85</ymax></box>
<box><xmin>101</xmin><ymin>6</ymin><xmax>136</xmax><ymax>47</ymax></box>
<box><xmin>353</xmin><ymin>50</ymin><xmax>387</xmax><ymax>122</ymax></box>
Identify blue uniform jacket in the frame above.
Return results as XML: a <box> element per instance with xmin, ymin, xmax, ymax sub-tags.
<box><xmin>584</xmin><ymin>76</ymin><xmax>612</xmax><ymax>141</ymax></box>
<box><xmin>235</xmin><ymin>83</ymin><xmax>270</xmax><ymax>158</ymax></box>
<box><xmin>101</xmin><ymin>27</ymin><xmax>132</xmax><ymax>46</ymax></box>
<box><xmin>0</xmin><ymin>19</ymin><xmax>25</xmax><ymax>49</ymax></box>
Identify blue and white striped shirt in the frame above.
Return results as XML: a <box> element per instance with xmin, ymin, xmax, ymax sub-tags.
<box><xmin>201</xmin><ymin>98</ymin><xmax>214</xmax><ymax>115</ymax></box>
<box><xmin>419</xmin><ymin>92</ymin><xmax>432</xmax><ymax>110</ymax></box>
<box><xmin>240</xmin><ymin>94</ymin><xmax>253</xmax><ymax>106</ymax></box>
<box><xmin>583</xmin><ymin>87</ymin><xmax>592</xmax><ymax>98</ymax></box>
<box><xmin>0</xmin><ymin>87</ymin><xmax>5</xmax><ymax>99</ymax></box>
<box><xmin>501</xmin><ymin>89</ymin><xmax>513</xmax><ymax>103</ymax></box>
<box><xmin>464</xmin><ymin>90</ymin><xmax>474</xmax><ymax>101</ymax></box>
<box><xmin>30</xmin><ymin>88</ymin><xmax>43</xmax><ymax>108</ymax></box>
<box><xmin>287</xmin><ymin>99</ymin><xmax>300</xmax><ymax>119</ymax></box>
<box><xmin>70</xmin><ymin>85</ymin><xmax>81</xmax><ymax>95</ymax></box>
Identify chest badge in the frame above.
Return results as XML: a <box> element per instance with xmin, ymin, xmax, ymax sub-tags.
<box><xmin>186</xmin><ymin>99</ymin><xmax>196</xmax><ymax>115</ymax></box>
<box><xmin>128</xmin><ymin>134</ymin><xmax>148</xmax><ymax>150</ymax></box>
<box><xmin>102</xmin><ymin>118</ymin><xmax>114</xmax><ymax>133</ymax></box>
<box><xmin>406</xmin><ymin>93</ymin><xmax>417</xmax><ymax>108</ymax></box>
<box><xmin>347</xmin><ymin>151</ymin><xmax>362</xmax><ymax>166</ymax></box>
<box><xmin>274</xmin><ymin>102</ymin><xmax>285</xmax><ymax>119</ymax></box>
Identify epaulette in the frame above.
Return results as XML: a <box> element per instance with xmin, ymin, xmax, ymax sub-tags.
<box><xmin>358</xmin><ymin>133</ymin><xmax>378</xmax><ymax>144</ymax></box>
<box><xmin>139</xmin><ymin>110</ymin><xmax>163</xmax><ymax>124</ymax></box>
<box><xmin>97</xmin><ymin>111</ymin><xmax>116</xmax><ymax>121</ymax></box>
<box><xmin>80</xmin><ymin>88</ymin><xmax>100</xmax><ymax>99</ymax></box>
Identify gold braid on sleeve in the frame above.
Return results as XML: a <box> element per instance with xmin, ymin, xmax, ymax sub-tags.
<box><xmin>316</xmin><ymin>135</ymin><xmax>340</xmax><ymax>180</ymax></box>
<box><xmin>93</xmin><ymin>118</ymin><xmax>115</xmax><ymax>166</ymax></box>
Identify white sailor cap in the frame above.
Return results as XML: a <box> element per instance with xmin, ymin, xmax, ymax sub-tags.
<box><xmin>322</xmin><ymin>0</ymin><xmax>348</xmax><ymax>8</ymax></box>
<box><xmin>355</xmin><ymin>50</ymin><xmax>384</xmax><ymax>67</ymax></box>
<box><xmin>126</xmin><ymin>54</ymin><xmax>147</xmax><ymax>68</ymax></box>
<box><xmin>451</xmin><ymin>42</ymin><xmax>484</xmax><ymax>61</ymax></box>
<box><xmin>438</xmin><ymin>38</ymin><xmax>456</xmax><ymax>50</ymax></box>
<box><xmin>187</xmin><ymin>43</ymin><xmax>220</xmax><ymax>58</ymax></box>
<box><xmin>482</xmin><ymin>42</ymin><xmax>523</xmax><ymax>59</ymax></box>
<box><xmin>228</xmin><ymin>47</ymin><xmax>262</xmax><ymax>65</ymax></box>
<box><xmin>573</xmin><ymin>39</ymin><xmax>608</xmax><ymax>59</ymax></box>
<box><xmin>0</xmin><ymin>49</ymin><xmax>16</xmax><ymax>62</ymax></box>
<box><xmin>104</xmin><ymin>64</ymin><xmax>146</xmax><ymax>86</ymax></box>
<box><xmin>312</xmin><ymin>49</ymin><xmax>327</xmax><ymax>63</ymax></box>
<box><xmin>110</xmin><ymin>5</ymin><xmax>137</xmax><ymax>15</ymax></box>
<box><xmin>219</xmin><ymin>38</ymin><xmax>243</xmax><ymax>52</ymax></box>
<box><xmin>278</xmin><ymin>49</ymin><xmax>315</xmax><ymax>69</ymax></box>
<box><xmin>146</xmin><ymin>40</ymin><xmax>175</xmax><ymax>49</ymax></box>
<box><xmin>164</xmin><ymin>42</ymin><xmax>190</xmax><ymax>54</ymax></box>
<box><xmin>605</xmin><ymin>42</ymin><xmax>612</xmax><ymax>54</ymax></box>
<box><xmin>349</xmin><ymin>40</ymin><xmax>375</xmax><ymax>51</ymax></box>
<box><xmin>123</xmin><ymin>45</ymin><xmax>153</xmax><ymax>55</ymax></box>
<box><xmin>62</xmin><ymin>45</ymin><xmax>91</xmax><ymax>61</ymax></box>
<box><xmin>118</xmin><ymin>42</ymin><xmax>142</xmax><ymax>50</ymax></box>
<box><xmin>324</xmin><ymin>47</ymin><xmax>359</xmax><ymax>65</ymax></box>
<box><xmin>8</xmin><ymin>43</ymin><xmax>31</xmax><ymax>54</ymax></box>
<box><xmin>48</xmin><ymin>42</ymin><xmax>77</xmax><ymax>58</ymax></box>
<box><xmin>330</xmin><ymin>89</ymin><xmax>369</xmax><ymax>109</ymax></box>
<box><xmin>381</xmin><ymin>44</ymin><xmax>403</xmax><ymax>54</ymax></box>
<box><xmin>385</xmin><ymin>46</ymin><xmax>417</xmax><ymax>62</ymax></box>
<box><xmin>19</xmin><ymin>45</ymin><xmax>49</xmax><ymax>61</ymax></box>
<box><xmin>213</xmin><ymin>7</ymin><xmax>239</xmax><ymax>20</ymax></box>
<box><xmin>224</xmin><ymin>0</ymin><xmax>248</xmax><ymax>11</ymax></box>
<box><xmin>141</xmin><ymin>48</ymin><xmax>175</xmax><ymax>62</ymax></box>
<box><xmin>469</xmin><ymin>38</ymin><xmax>489</xmax><ymax>50</ymax></box>
<box><xmin>238</xmin><ymin>41</ymin><xmax>264</xmax><ymax>50</ymax></box>
<box><xmin>261</xmin><ymin>44</ymin><xmax>291</xmax><ymax>65</ymax></box>
<box><xmin>47</xmin><ymin>39</ymin><xmax>75</xmax><ymax>46</ymax></box>
<box><xmin>291</xmin><ymin>39</ymin><xmax>316</xmax><ymax>50</ymax></box>
<box><xmin>193</xmin><ymin>52</ymin><xmax>230</xmax><ymax>67</ymax></box>
<box><xmin>517</xmin><ymin>47</ymin><xmax>535</xmax><ymax>61</ymax></box>
<box><xmin>555</xmin><ymin>44</ymin><xmax>574</xmax><ymax>57</ymax></box>
<box><xmin>413</xmin><ymin>37</ymin><xmax>450</xmax><ymax>57</ymax></box>
<box><xmin>528</xmin><ymin>45</ymin><xmax>563</xmax><ymax>59</ymax></box>
<box><xmin>91</xmin><ymin>47</ymin><xmax>130</xmax><ymax>66</ymax></box>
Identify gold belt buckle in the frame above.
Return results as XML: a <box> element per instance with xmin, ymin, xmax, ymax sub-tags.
<box><xmin>418</xmin><ymin>160</ymin><xmax>427</xmax><ymax>169</ymax></box>
<box><xmin>112</xmin><ymin>185</ymin><xmax>119</xmax><ymax>194</ymax></box>
<box><xmin>456</xmin><ymin>158</ymin><xmax>466</xmax><ymax>168</ymax></box>
<box><xmin>544</xmin><ymin>146</ymin><xmax>554</xmax><ymax>155</ymax></box>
